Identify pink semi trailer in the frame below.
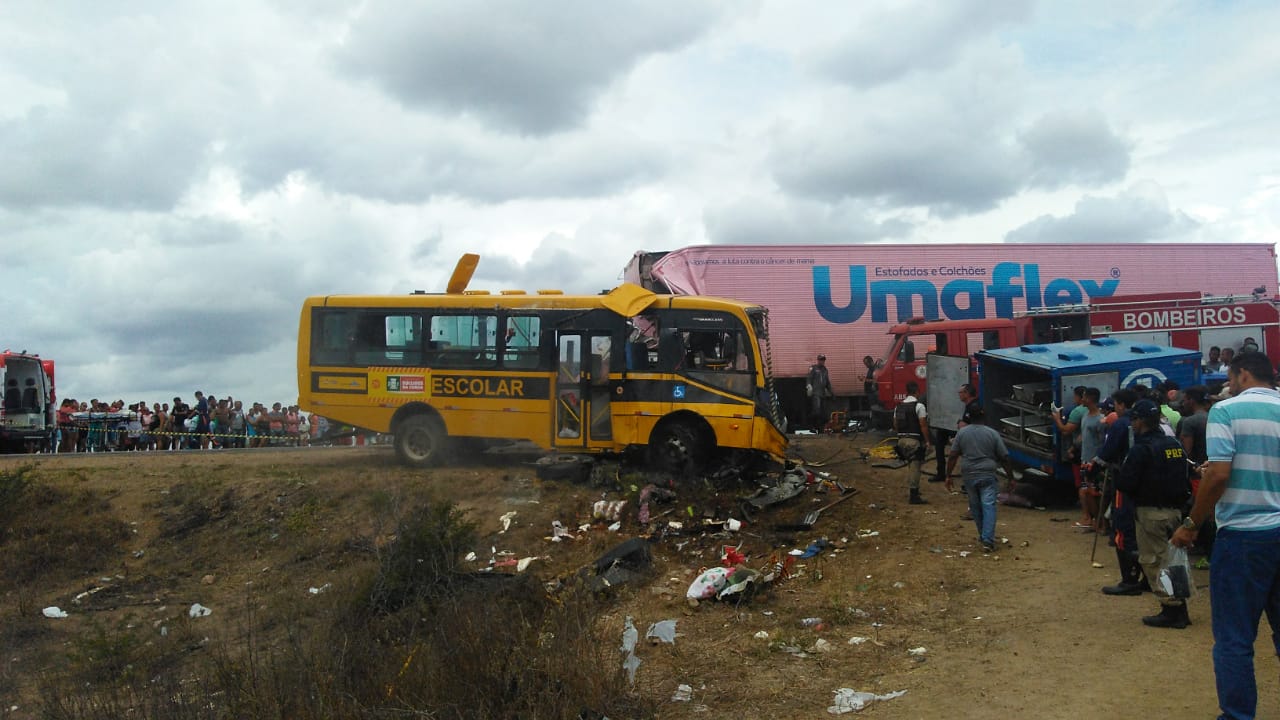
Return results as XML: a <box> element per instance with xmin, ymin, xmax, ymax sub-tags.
<box><xmin>625</xmin><ymin>243</ymin><xmax>1279</xmax><ymax>426</ymax></box>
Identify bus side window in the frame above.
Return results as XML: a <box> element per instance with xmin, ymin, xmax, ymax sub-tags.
<box><xmin>503</xmin><ymin>315</ymin><xmax>543</xmax><ymax>369</ymax></box>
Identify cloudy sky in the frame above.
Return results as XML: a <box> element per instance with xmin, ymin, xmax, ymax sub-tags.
<box><xmin>3</xmin><ymin>0</ymin><xmax>1278</xmax><ymax>407</ymax></box>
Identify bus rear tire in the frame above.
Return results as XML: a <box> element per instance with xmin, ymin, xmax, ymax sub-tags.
<box><xmin>650</xmin><ymin>420</ymin><xmax>708</xmax><ymax>475</ymax></box>
<box><xmin>395</xmin><ymin>415</ymin><xmax>448</xmax><ymax>467</ymax></box>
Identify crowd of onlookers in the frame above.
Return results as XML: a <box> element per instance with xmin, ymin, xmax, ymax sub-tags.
<box><xmin>51</xmin><ymin>392</ymin><xmax>334</xmax><ymax>453</ymax></box>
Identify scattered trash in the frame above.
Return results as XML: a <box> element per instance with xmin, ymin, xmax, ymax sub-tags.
<box><xmin>754</xmin><ymin>630</ymin><xmax>770</xmax><ymax>639</ymax></box>
<box><xmin>725</xmin><ymin>517</ymin><xmax>743</xmax><ymax>532</ymax></box>
<box><xmin>794</xmin><ymin>538</ymin><xmax>831</xmax><ymax>559</ymax></box>
<box><xmin>73</xmin><ymin>586</ymin><xmax>107</xmax><ymax>604</ymax></box>
<box><xmin>607</xmin><ymin>521</ymin><xmax>621</xmax><ymax>532</ymax></box>
<box><xmin>464</xmin><ymin>551</ymin><xmax>477</xmax><ymax>562</ymax></box>
<box><xmin>775</xmin><ymin>487</ymin><xmax>858</xmax><ymax>531</ymax></box>
<box><xmin>550</xmin><ymin>520</ymin><xmax>575</xmax><ymax>542</ymax></box>
<box><xmin>188</xmin><ymin>603</ymin><xmax>212</xmax><ymax>618</ymax></box>
<box><xmin>721</xmin><ymin>546</ymin><xmax>747</xmax><ymax>567</ymax></box>
<box><xmin>589</xmin><ymin>537</ymin><xmax>653</xmax><ymax>593</ymax></box>
<box><xmin>499</xmin><ymin>511</ymin><xmax>518</xmax><ymax>533</ymax></box>
<box><xmin>593</xmin><ymin>499</ymin><xmax>627</xmax><ymax>522</ymax></box>
<box><xmin>42</xmin><ymin>607</ymin><xmax>68</xmax><ymax>619</ymax></box>
<box><xmin>847</xmin><ymin>636</ymin><xmax>868</xmax><ymax>645</ymax></box>
<box><xmin>620</xmin><ymin>616</ymin><xmax>641</xmax><ymax>685</ymax></box>
<box><xmin>810</xmin><ymin>638</ymin><xmax>833</xmax><ymax>653</ymax></box>
<box><xmin>907</xmin><ymin>646</ymin><xmax>927</xmax><ymax>656</ymax></box>
<box><xmin>671</xmin><ymin>684</ymin><xmax>693</xmax><ymax>702</ymax></box>
<box><xmin>308</xmin><ymin>583</ymin><xmax>332</xmax><ymax>595</ymax></box>
<box><xmin>856</xmin><ymin>529</ymin><xmax>880</xmax><ymax>538</ymax></box>
<box><xmin>687</xmin><ymin>567</ymin><xmax>733</xmax><ymax>600</ymax></box>
<box><xmin>637</xmin><ymin>484</ymin><xmax>677</xmax><ymax>524</ymax></box>
<box><xmin>800</xmin><ymin>617</ymin><xmax>825</xmax><ymax>628</ymax></box>
<box><xmin>828</xmin><ymin>688</ymin><xmax>908</xmax><ymax>714</ymax></box>
<box><xmin>1091</xmin><ymin>562</ymin><xmax>1105</xmax><ymax>569</ymax></box>
<box><xmin>892</xmin><ymin>581</ymin><xmax>906</xmax><ymax>589</ymax></box>
<box><xmin>743</xmin><ymin>468</ymin><xmax>808</xmax><ymax>513</ymax></box>
<box><xmin>646</xmin><ymin>619</ymin><xmax>678</xmax><ymax>644</ymax></box>
<box><xmin>959</xmin><ymin>551</ymin><xmax>971</xmax><ymax>558</ymax></box>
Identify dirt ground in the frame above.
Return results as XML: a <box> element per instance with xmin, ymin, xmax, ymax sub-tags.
<box><xmin>2</xmin><ymin>432</ymin><xmax>1276</xmax><ymax>718</ymax></box>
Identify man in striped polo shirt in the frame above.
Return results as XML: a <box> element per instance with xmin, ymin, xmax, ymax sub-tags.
<box><xmin>1172</xmin><ymin>350</ymin><xmax>1280</xmax><ymax>720</ymax></box>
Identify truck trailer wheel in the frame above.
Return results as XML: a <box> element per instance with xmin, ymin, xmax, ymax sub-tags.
<box><xmin>394</xmin><ymin>415</ymin><xmax>448</xmax><ymax>467</ymax></box>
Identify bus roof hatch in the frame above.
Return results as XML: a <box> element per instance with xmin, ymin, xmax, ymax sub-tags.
<box><xmin>446</xmin><ymin>253</ymin><xmax>481</xmax><ymax>294</ymax></box>
<box><xmin>603</xmin><ymin>283</ymin><xmax>658</xmax><ymax>317</ymax></box>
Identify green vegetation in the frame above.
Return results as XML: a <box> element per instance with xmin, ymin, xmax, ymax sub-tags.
<box><xmin>23</xmin><ymin>488</ymin><xmax>647</xmax><ymax>720</ymax></box>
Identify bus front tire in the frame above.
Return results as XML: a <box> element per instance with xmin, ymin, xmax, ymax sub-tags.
<box><xmin>650</xmin><ymin>421</ymin><xmax>707</xmax><ymax>475</ymax></box>
<box><xmin>395</xmin><ymin>415</ymin><xmax>447</xmax><ymax>467</ymax></box>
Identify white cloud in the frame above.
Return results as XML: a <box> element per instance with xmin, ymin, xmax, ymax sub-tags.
<box><xmin>336</xmin><ymin>1</ymin><xmax>724</xmax><ymax>134</ymax></box>
<box><xmin>0</xmin><ymin>1</ymin><xmax>1275</xmax><ymax>407</ymax></box>
<box><xmin>1005</xmin><ymin>181</ymin><xmax>1198</xmax><ymax>244</ymax></box>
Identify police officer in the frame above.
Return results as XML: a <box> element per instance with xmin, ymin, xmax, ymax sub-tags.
<box><xmin>1114</xmin><ymin>398</ymin><xmax>1192</xmax><ymax>628</ymax></box>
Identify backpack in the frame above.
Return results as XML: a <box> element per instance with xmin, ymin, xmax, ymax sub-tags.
<box><xmin>894</xmin><ymin>400</ymin><xmax>920</xmax><ymax>435</ymax></box>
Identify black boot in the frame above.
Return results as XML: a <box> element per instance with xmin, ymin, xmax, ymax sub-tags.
<box><xmin>1102</xmin><ymin>548</ymin><xmax>1144</xmax><ymax>596</ymax></box>
<box><xmin>1129</xmin><ymin>550</ymin><xmax>1152</xmax><ymax>592</ymax></box>
<box><xmin>909</xmin><ymin>489</ymin><xmax>928</xmax><ymax>505</ymax></box>
<box><xmin>1142</xmin><ymin>603</ymin><xmax>1190</xmax><ymax>629</ymax></box>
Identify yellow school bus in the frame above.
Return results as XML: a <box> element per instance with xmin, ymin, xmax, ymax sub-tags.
<box><xmin>297</xmin><ymin>257</ymin><xmax>787</xmax><ymax>468</ymax></box>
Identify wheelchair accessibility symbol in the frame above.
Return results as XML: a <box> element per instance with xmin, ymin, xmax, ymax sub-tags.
<box><xmin>673</xmin><ymin>385</ymin><xmax>686</xmax><ymax>399</ymax></box>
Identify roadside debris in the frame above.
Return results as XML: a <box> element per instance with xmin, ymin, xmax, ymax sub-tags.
<box><xmin>827</xmin><ymin>688</ymin><xmax>908</xmax><ymax>714</ymax></box>
<box><xmin>499</xmin><ymin>511</ymin><xmax>517</xmax><ymax>533</ymax></box>
<box><xmin>188</xmin><ymin>603</ymin><xmax>212</xmax><ymax>618</ymax></box>
<box><xmin>549</xmin><ymin>520</ymin><xmax>575</xmax><ymax>541</ymax></box>
<box><xmin>646</xmin><ymin>619</ymin><xmax>678</xmax><ymax>644</ymax></box>
<box><xmin>620</xmin><ymin>616</ymin><xmax>641</xmax><ymax>685</ymax></box>
<box><xmin>42</xmin><ymin>607</ymin><xmax>68</xmax><ymax>618</ymax></box>
<box><xmin>587</xmin><ymin>538</ymin><xmax>653</xmax><ymax>593</ymax></box>
<box><xmin>671</xmin><ymin>684</ymin><xmax>693</xmax><ymax>702</ymax></box>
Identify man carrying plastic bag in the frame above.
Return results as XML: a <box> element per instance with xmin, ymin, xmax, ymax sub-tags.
<box><xmin>1114</xmin><ymin>399</ymin><xmax>1191</xmax><ymax>629</ymax></box>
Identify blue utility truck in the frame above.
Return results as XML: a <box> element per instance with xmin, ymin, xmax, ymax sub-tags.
<box><xmin>974</xmin><ymin>338</ymin><xmax>1201</xmax><ymax>500</ymax></box>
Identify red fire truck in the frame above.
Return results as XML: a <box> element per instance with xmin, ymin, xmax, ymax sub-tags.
<box><xmin>871</xmin><ymin>292</ymin><xmax>1278</xmax><ymax>410</ymax></box>
<box><xmin>0</xmin><ymin>350</ymin><xmax>56</xmax><ymax>452</ymax></box>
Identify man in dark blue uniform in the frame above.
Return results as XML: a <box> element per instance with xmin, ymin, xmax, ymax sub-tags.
<box><xmin>1114</xmin><ymin>398</ymin><xmax>1192</xmax><ymax>628</ymax></box>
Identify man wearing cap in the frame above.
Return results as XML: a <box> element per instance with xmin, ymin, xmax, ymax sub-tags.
<box><xmin>1171</xmin><ymin>351</ymin><xmax>1280</xmax><ymax>719</ymax></box>
<box><xmin>945</xmin><ymin>405</ymin><xmax>1014</xmax><ymax>552</ymax></box>
<box><xmin>807</xmin><ymin>354</ymin><xmax>834</xmax><ymax>431</ymax></box>
<box><xmin>1115</xmin><ymin>398</ymin><xmax>1192</xmax><ymax>628</ymax></box>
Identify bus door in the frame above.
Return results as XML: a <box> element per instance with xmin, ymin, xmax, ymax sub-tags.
<box><xmin>556</xmin><ymin>332</ymin><xmax>613</xmax><ymax>447</ymax></box>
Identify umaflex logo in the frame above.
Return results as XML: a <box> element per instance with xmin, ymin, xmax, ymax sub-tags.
<box><xmin>812</xmin><ymin>262</ymin><xmax>1120</xmax><ymax>324</ymax></box>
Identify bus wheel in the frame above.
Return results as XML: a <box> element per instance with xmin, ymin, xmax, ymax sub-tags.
<box><xmin>395</xmin><ymin>415</ymin><xmax>447</xmax><ymax>467</ymax></box>
<box><xmin>650</xmin><ymin>421</ymin><xmax>706</xmax><ymax>475</ymax></box>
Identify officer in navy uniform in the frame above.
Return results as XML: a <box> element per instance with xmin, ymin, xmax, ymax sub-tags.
<box><xmin>1114</xmin><ymin>398</ymin><xmax>1192</xmax><ymax>628</ymax></box>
